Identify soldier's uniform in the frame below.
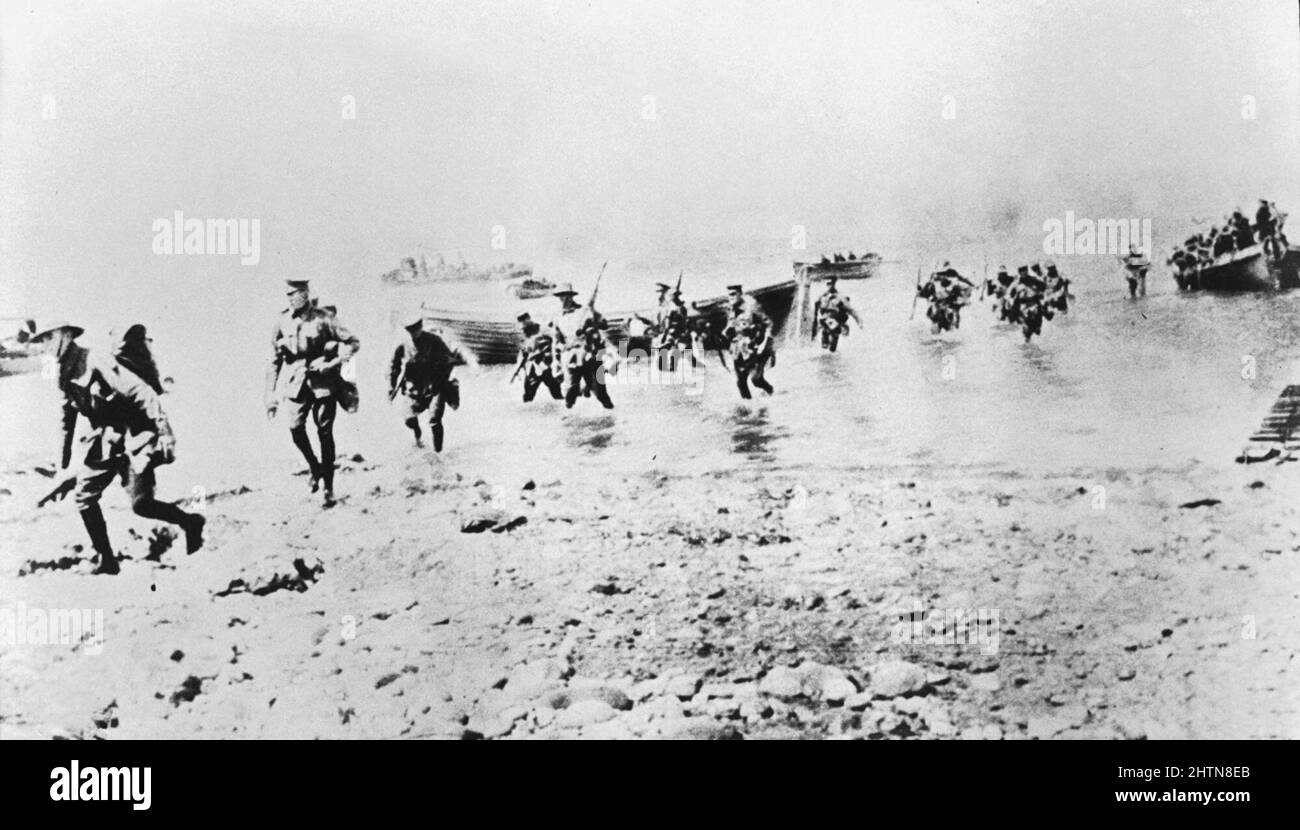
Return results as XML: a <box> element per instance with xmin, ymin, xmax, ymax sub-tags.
<box><xmin>1121</xmin><ymin>248</ymin><xmax>1149</xmax><ymax>298</ymax></box>
<box><xmin>1009</xmin><ymin>270</ymin><xmax>1049</xmax><ymax>340</ymax></box>
<box><xmin>40</xmin><ymin>325</ymin><xmax>204</xmax><ymax>575</ymax></box>
<box><xmin>724</xmin><ymin>286</ymin><xmax>774</xmax><ymax>399</ymax></box>
<box><xmin>1255</xmin><ymin>200</ymin><xmax>1277</xmax><ymax>243</ymax></box>
<box><xmin>812</xmin><ymin>280</ymin><xmax>861</xmax><ymax>352</ymax></box>
<box><xmin>654</xmin><ymin>295</ymin><xmax>691</xmax><ymax>351</ymax></box>
<box><xmin>518</xmin><ymin>321</ymin><xmax>563</xmax><ymax>403</ymax></box>
<box><xmin>1044</xmin><ymin>263</ymin><xmax>1070</xmax><ymax>314</ymax></box>
<box><xmin>549</xmin><ymin>283</ymin><xmax>614</xmax><ymax>409</ymax></box>
<box><xmin>390</xmin><ymin>316</ymin><xmax>463</xmax><ymax>451</ymax></box>
<box><xmin>266</xmin><ymin>280</ymin><xmax>359</xmax><ymax>503</ymax></box>
<box><xmin>919</xmin><ymin>267</ymin><xmax>971</xmax><ymax>332</ymax></box>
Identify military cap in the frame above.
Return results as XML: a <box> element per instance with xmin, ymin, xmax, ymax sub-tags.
<box><xmin>516</xmin><ymin>312</ymin><xmax>532</xmax><ymax>323</ymax></box>
<box><xmin>654</xmin><ymin>282</ymin><xmax>670</xmax><ymax>291</ymax></box>
<box><xmin>30</xmin><ymin>322</ymin><xmax>85</xmax><ymax>343</ymax></box>
<box><xmin>726</xmin><ymin>284</ymin><xmax>744</xmax><ymax>293</ymax></box>
<box><xmin>552</xmin><ymin>282</ymin><xmax>578</xmax><ymax>296</ymax></box>
<box><xmin>404</xmin><ymin>313</ymin><xmax>425</xmax><ymax>331</ymax></box>
<box><xmin>285</xmin><ymin>279</ymin><xmax>311</xmax><ymax>294</ymax></box>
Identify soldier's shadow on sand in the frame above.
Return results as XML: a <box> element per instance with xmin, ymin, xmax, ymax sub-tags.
<box><xmin>729</xmin><ymin>405</ymin><xmax>784</xmax><ymax>461</ymax></box>
<box><xmin>564</xmin><ymin>413</ymin><xmax>616</xmax><ymax>452</ymax></box>
<box><xmin>1017</xmin><ymin>341</ymin><xmax>1074</xmax><ymax>393</ymax></box>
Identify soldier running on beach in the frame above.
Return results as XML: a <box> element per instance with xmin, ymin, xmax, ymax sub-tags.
<box><xmin>266</xmin><ymin>279</ymin><xmax>360</xmax><ymax>506</ymax></box>
<box><xmin>549</xmin><ymin>282</ymin><xmax>615</xmax><ymax>409</ymax></box>
<box><xmin>389</xmin><ymin>313</ymin><xmax>464</xmax><ymax>451</ymax></box>
<box><xmin>810</xmin><ymin>275</ymin><xmax>862</xmax><ymax>352</ymax></box>
<box><xmin>34</xmin><ymin>323</ymin><xmax>205</xmax><ymax>575</ymax></box>
<box><xmin>723</xmin><ymin>284</ymin><xmax>774</xmax><ymax>399</ymax></box>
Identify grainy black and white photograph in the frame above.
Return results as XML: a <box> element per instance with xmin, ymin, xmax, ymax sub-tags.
<box><xmin>1</xmin><ymin>0</ymin><xmax>1298</xmax><ymax>760</ymax></box>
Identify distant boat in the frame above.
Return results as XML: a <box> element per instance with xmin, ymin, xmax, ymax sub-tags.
<box><xmin>503</xmin><ymin>275</ymin><xmax>558</xmax><ymax>300</ymax></box>
<box><xmin>1177</xmin><ymin>242</ymin><xmax>1300</xmax><ymax>292</ymax></box>
<box><xmin>0</xmin><ymin>318</ymin><xmax>42</xmax><ymax>378</ymax></box>
<box><xmin>419</xmin><ymin>279</ymin><xmax>800</xmax><ymax>365</ymax></box>
<box><xmin>381</xmin><ymin>255</ymin><xmax>533</xmax><ymax>285</ymax></box>
<box><xmin>794</xmin><ymin>253</ymin><xmax>881</xmax><ymax>281</ymax></box>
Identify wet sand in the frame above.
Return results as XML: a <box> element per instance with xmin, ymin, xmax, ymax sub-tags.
<box><xmin>3</xmin><ymin>417</ymin><xmax>1297</xmax><ymax>739</ymax></box>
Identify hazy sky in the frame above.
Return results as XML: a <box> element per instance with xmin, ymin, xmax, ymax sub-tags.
<box><xmin>2</xmin><ymin>0</ymin><xmax>1298</xmax><ymax>321</ymax></box>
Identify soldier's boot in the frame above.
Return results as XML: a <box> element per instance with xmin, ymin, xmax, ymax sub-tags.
<box><xmin>405</xmin><ymin>415</ymin><xmax>424</xmax><ymax>447</ymax></box>
<box><xmin>79</xmin><ymin>505</ymin><xmax>120</xmax><ymax>575</ymax></box>
<box><xmin>290</xmin><ymin>426</ymin><xmax>322</xmax><ymax>491</ymax></box>
<box><xmin>522</xmin><ymin>375</ymin><xmax>539</xmax><ymax>403</ymax></box>
<box><xmin>589</xmin><ymin>371</ymin><xmax>614</xmax><ymax>409</ymax></box>
<box><xmin>432</xmin><ymin>423</ymin><xmax>445</xmax><ymax>453</ymax></box>
<box><xmin>132</xmin><ymin>498</ymin><xmax>205</xmax><ymax>554</ymax></box>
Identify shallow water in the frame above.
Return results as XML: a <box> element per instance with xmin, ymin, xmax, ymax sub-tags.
<box><xmin>2</xmin><ymin>257</ymin><xmax>1297</xmax><ymax>498</ymax></box>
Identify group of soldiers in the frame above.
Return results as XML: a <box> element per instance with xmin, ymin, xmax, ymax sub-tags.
<box><xmin>511</xmin><ymin>278</ymin><xmax>779</xmax><ymax>402</ymax></box>
<box><xmin>1167</xmin><ymin>199</ymin><xmax>1289</xmax><ymax>283</ymax></box>
<box><xmin>31</xmin><ymin>277</ymin><xmax>462</xmax><ymax>575</ymax></box>
<box><xmin>915</xmin><ymin>261</ymin><xmax>1071</xmax><ymax>343</ymax></box>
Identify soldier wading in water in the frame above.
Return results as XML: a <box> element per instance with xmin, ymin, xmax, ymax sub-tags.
<box><xmin>266</xmin><ymin>279</ymin><xmax>360</xmax><ymax>506</ymax></box>
<box><xmin>811</xmin><ymin>275</ymin><xmax>862</xmax><ymax>352</ymax></box>
<box><xmin>723</xmin><ymin>284</ymin><xmax>775</xmax><ymax>399</ymax></box>
<box><xmin>511</xmin><ymin>312</ymin><xmax>564</xmax><ymax>403</ymax></box>
<box><xmin>917</xmin><ymin>266</ymin><xmax>973</xmax><ymax>333</ymax></box>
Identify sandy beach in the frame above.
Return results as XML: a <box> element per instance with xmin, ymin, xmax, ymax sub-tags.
<box><xmin>3</xmin><ymin>399</ymin><xmax>1297</xmax><ymax>739</ymax></box>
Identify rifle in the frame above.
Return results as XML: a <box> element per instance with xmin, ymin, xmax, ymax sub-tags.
<box><xmin>509</xmin><ymin>354</ymin><xmax>526</xmax><ymax>383</ymax></box>
<box><xmin>587</xmin><ymin>261</ymin><xmax>608</xmax><ymax>310</ymax></box>
<box><xmin>389</xmin><ymin>362</ymin><xmax>407</xmax><ymax>402</ymax></box>
<box><xmin>38</xmin><ymin>471</ymin><xmax>77</xmax><ymax>508</ymax></box>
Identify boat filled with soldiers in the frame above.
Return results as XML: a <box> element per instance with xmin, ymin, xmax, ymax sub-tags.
<box><xmin>794</xmin><ymin>251</ymin><xmax>881</xmax><ymax>281</ymax></box>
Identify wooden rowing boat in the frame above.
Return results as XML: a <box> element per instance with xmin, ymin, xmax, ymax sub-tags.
<box><xmin>1177</xmin><ymin>242</ymin><xmax>1300</xmax><ymax>292</ymax></box>
<box><xmin>419</xmin><ymin>279</ymin><xmax>800</xmax><ymax>365</ymax></box>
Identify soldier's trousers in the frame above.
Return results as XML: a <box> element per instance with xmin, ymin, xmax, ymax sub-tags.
<box><xmin>75</xmin><ymin>463</ymin><xmax>196</xmax><ymax>556</ymax></box>
<box><xmin>564</xmin><ymin>361</ymin><xmax>614</xmax><ymax>409</ymax></box>
<box><xmin>819</xmin><ymin>327</ymin><xmax>841</xmax><ymax>352</ymax></box>
<box><xmin>287</xmin><ymin>396</ymin><xmax>337</xmax><ymax>488</ymax></box>
<box><xmin>733</xmin><ymin>353</ymin><xmax>774</xmax><ymax>399</ymax></box>
<box><xmin>523</xmin><ymin>370</ymin><xmax>563</xmax><ymax>403</ymax></box>
<box><xmin>401</xmin><ymin>381</ymin><xmax>451</xmax><ymax>451</ymax></box>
